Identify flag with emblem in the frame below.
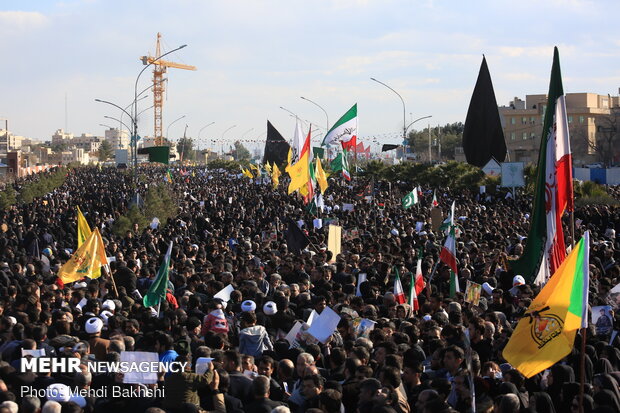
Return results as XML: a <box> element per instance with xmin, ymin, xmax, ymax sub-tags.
<box><xmin>76</xmin><ymin>207</ymin><xmax>101</xmax><ymax>279</ymax></box>
<box><xmin>393</xmin><ymin>266</ymin><xmax>406</xmax><ymax>304</ymax></box>
<box><xmin>503</xmin><ymin>231</ymin><xmax>589</xmax><ymax>378</ymax></box>
<box><xmin>440</xmin><ymin>226</ymin><xmax>459</xmax><ymax>297</ymax></box>
<box><xmin>58</xmin><ymin>228</ymin><xmax>108</xmax><ymax>284</ymax></box>
<box><xmin>432</xmin><ymin>190</ymin><xmax>439</xmax><ymax>207</ymax></box>
<box><xmin>402</xmin><ymin>190</ymin><xmax>418</xmax><ymax>209</ymax></box>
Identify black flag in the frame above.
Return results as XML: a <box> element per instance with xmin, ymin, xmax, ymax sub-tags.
<box><xmin>382</xmin><ymin>144</ymin><xmax>399</xmax><ymax>152</ymax></box>
<box><xmin>285</xmin><ymin>219</ymin><xmax>309</xmax><ymax>255</ymax></box>
<box><xmin>462</xmin><ymin>56</ymin><xmax>507</xmax><ymax>167</ymax></box>
<box><xmin>263</xmin><ymin>121</ymin><xmax>291</xmax><ymax>166</ymax></box>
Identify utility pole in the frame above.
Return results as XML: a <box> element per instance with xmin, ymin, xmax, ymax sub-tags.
<box><xmin>428</xmin><ymin>123</ymin><xmax>431</xmax><ymax>163</ymax></box>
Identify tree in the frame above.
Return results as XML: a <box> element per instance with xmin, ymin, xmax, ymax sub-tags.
<box><xmin>98</xmin><ymin>140</ymin><xmax>114</xmax><ymax>161</ymax></box>
<box><xmin>176</xmin><ymin>137</ymin><xmax>195</xmax><ymax>161</ymax></box>
<box><xmin>407</xmin><ymin>122</ymin><xmax>464</xmax><ymax>161</ymax></box>
<box><xmin>51</xmin><ymin>142</ymin><xmax>68</xmax><ymax>153</ymax></box>
<box><xmin>231</xmin><ymin>140</ymin><xmax>251</xmax><ymax>161</ymax></box>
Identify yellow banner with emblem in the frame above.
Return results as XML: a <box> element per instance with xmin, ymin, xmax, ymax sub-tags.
<box><xmin>58</xmin><ymin>228</ymin><xmax>108</xmax><ymax>284</ymax></box>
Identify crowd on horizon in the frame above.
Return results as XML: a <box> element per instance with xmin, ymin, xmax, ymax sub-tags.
<box><xmin>0</xmin><ymin>165</ymin><xmax>618</xmax><ymax>413</ymax></box>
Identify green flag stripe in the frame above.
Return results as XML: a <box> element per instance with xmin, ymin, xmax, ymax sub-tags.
<box><xmin>567</xmin><ymin>239</ymin><xmax>586</xmax><ymax>317</ymax></box>
<box><xmin>325</xmin><ymin>104</ymin><xmax>357</xmax><ymax>135</ymax></box>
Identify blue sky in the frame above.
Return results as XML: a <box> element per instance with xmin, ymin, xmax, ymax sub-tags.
<box><xmin>1</xmin><ymin>0</ymin><xmax>619</xmax><ymax>152</ymax></box>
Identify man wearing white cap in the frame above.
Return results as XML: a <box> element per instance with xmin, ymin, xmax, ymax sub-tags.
<box><xmin>85</xmin><ymin>317</ymin><xmax>109</xmax><ymax>361</ymax></box>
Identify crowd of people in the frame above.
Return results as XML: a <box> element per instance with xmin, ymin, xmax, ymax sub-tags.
<box><xmin>0</xmin><ymin>165</ymin><xmax>618</xmax><ymax>413</ymax></box>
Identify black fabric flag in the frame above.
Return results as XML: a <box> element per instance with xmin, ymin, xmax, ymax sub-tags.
<box><xmin>382</xmin><ymin>144</ymin><xmax>399</xmax><ymax>152</ymax></box>
<box><xmin>462</xmin><ymin>56</ymin><xmax>507</xmax><ymax>167</ymax></box>
<box><xmin>285</xmin><ymin>219</ymin><xmax>309</xmax><ymax>255</ymax></box>
<box><xmin>263</xmin><ymin>121</ymin><xmax>291</xmax><ymax>166</ymax></box>
<box><xmin>137</xmin><ymin>146</ymin><xmax>170</xmax><ymax>164</ymax></box>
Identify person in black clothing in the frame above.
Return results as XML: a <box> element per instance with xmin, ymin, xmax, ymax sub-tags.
<box><xmin>244</xmin><ymin>375</ymin><xmax>285</xmax><ymax>413</ymax></box>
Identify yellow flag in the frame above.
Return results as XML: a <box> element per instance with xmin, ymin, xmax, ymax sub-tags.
<box><xmin>315</xmin><ymin>158</ymin><xmax>329</xmax><ymax>193</ymax></box>
<box><xmin>58</xmin><ymin>228</ymin><xmax>108</xmax><ymax>284</ymax></box>
<box><xmin>502</xmin><ymin>232</ymin><xmax>590</xmax><ymax>378</ymax></box>
<box><xmin>77</xmin><ymin>207</ymin><xmax>91</xmax><ymax>248</ymax></box>
<box><xmin>77</xmin><ymin>207</ymin><xmax>101</xmax><ymax>278</ymax></box>
<box><xmin>272</xmin><ymin>164</ymin><xmax>281</xmax><ymax>188</ymax></box>
<box><xmin>249</xmin><ymin>164</ymin><xmax>260</xmax><ymax>176</ymax></box>
<box><xmin>286</xmin><ymin>147</ymin><xmax>292</xmax><ymax>167</ymax></box>
<box><xmin>328</xmin><ymin>225</ymin><xmax>342</xmax><ymax>263</ymax></box>
<box><xmin>285</xmin><ymin>151</ymin><xmax>309</xmax><ymax>194</ymax></box>
<box><xmin>264</xmin><ymin>163</ymin><xmax>272</xmax><ymax>173</ymax></box>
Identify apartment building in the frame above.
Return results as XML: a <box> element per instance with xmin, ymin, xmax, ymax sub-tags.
<box><xmin>499</xmin><ymin>92</ymin><xmax>620</xmax><ymax>165</ymax></box>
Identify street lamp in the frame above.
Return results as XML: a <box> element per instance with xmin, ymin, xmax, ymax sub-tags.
<box><xmin>279</xmin><ymin>106</ymin><xmax>299</xmax><ymax>119</ymax></box>
<box><xmin>166</xmin><ymin>115</ymin><xmax>186</xmax><ymax>140</ymax></box>
<box><xmin>370</xmin><ymin>77</ymin><xmax>407</xmax><ymax>144</ymax></box>
<box><xmin>404</xmin><ymin>115</ymin><xmax>432</xmax><ymax>159</ymax></box>
<box><xmin>104</xmin><ymin>116</ymin><xmax>132</xmax><ymax>134</ymax></box>
<box><xmin>241</xmin><ymin>128</ymin><xmax>254</xmax><ymax>139</ymax></box>
<box><xmin>198</xmin><ymin>122</ymin><xmax>215</xmax><ymax>140</ymax></box>
<box><xmin>133</xmin><ymin>43</ymin><xmax>187</xmax><ymax>168</ymax></box>
<box><xmin>220</xmin><ymin>125</ymin><xmax>237</xmax><ymax>156</ymax></box>
<box><xmin>301</xmin><ymin>96</ymin><xmax>329</xmax><ymax>135</ymax></box>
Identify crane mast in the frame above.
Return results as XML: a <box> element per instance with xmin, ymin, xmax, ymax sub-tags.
<box><xmin>140</xmin><ymin>33</ymin><xmax>196</xmax><ymax>146</ymax></box>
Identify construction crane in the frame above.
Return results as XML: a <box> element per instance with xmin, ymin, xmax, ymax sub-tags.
<box><xmin>140</xmin><ymin>33</ymin><xmax>196</xmax><ymax>146</ymax></box>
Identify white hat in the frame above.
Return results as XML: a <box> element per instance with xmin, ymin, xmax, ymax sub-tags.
<box><xmin>99</xmin><ymin>310</ymin><xmax>113</xmax><ymax>326</ymax></box>
<box><xmin>73</xmin><ymin>281</ymin><xmax>87</xmax><ymax>289</ymax></box>
<box><xmin>6</xmin><ymin>316</ymin><xmax>16</xmax><ymax>326</ymax></box>
<box><xmin>85</xmin><ymin>317</ymin><xmax>103</xmax><ymax>334</ymax></box>
<box><xmin>419</xmin><ymin>231</ymin><xmax>428</xmax><ymax>236</ymax></box>
<box><xmin>422</xmin><ymin>314</ymin><xmax>432</xmax><ymax>322</ymax></box>
<box><xmin>102</xmin><ymin>299</ymin><xmax>116</xmax><ymax>311</ymax></box>
<box><xmin>241</xmin><ymin>300</ymin><xmax>257</xmax><ymax>312</ymax></box>
<box><xmin>513</xmin><ymin>275</ymin><xmax>525</xmax><ymax>287</ymax></box>
<box><xmin>46</xmin><ymin>383</ymin><xmax>71</xmax><ymax>402</ymax></box>
<box><xmin>263</xmin><ymin>301</ymin><xmax>278</xmax><ymax>316</ymax></box>
<box><xmin>390</xmin><ymin>229</ymin><xmax>399</xmax><ymax>236</ymax></box>
<box><xmin>482</xmin><ymin>282</ymin><xmax>494</xmax><ymax>295</ymax></box>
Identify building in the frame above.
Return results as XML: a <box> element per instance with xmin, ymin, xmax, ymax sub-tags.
<box><xmin>72</xmin><ymin>133</ymin><xmax>102</xmax><ymax>153</ymax></box>
<box><xmin>499</xmin><ymin>92</ymin><xmax>620</xmax><ymax>165</ymax></box>
<box><xmin>104</xmin><ymin>128</ymin><xmax>130</xmax><ymax>150</ymax></box>
<box><xmin>51</xmin><ymin>129</ymin><xmax>74</xmax><ymax>144</ymax></box>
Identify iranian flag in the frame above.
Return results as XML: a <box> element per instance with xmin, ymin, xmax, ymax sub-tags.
<box><xmin>409</xmin><ymin>258</ymin><xmax>424</xmax><ymax>311</ymax></box>
<box><xmin>393</xmin><ymin>266</ymin><xmax>406</xmax><ymax>304</ymax></box>
<box><xmin>322</xmin><ymin>104</ymin><xmax>357</xmax><ymax>149</ymax></box>
<box><xmin>414</xmin><ymin>257</ymin><xmax>425</xmax><ymax>296</ymax></box>
<box><xmin>341</xmin><ymin>148</ymin><xmax>351</xmax><ymax>180</ymax></box>
<box><xmin>440</xmin><ymin>226</ymin><xmax>460</xmax><ymax>297</ymax></box>
<box><xmin>510</xmin><ymin>47</ymin><xmax>573</xmax><ymax>285</ymax></box>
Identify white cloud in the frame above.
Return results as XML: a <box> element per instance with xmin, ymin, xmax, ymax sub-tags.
<box><xmin>0</xmin><ymin>11</ymin><xmax>48</xmax><ymax>31</ymax></box>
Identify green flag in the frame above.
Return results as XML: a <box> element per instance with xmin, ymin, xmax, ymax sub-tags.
<box><xmin>313</xmin><ymin>147</ymin><xmax>325</xmax><ymax>159</ymax></box>
<box><xmin>137</xmin><ymin>146</ymin><xmax>170</xmax><ymax>164</ymax></box>
<box><xmin>402</xmin><ymin>190</ymin><xmax>418</xmax><ymax>209</ymax></box>
<box><xmin>330</xmin><ymin>152</ymin><xmax>343</xmax><ymax>172</ymax></box>
<box><xmin>143</xmin><ymin>241</ymin><xmax>173</xmax><ymax>308</ymax></box>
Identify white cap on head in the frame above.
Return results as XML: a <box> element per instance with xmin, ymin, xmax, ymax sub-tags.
<box><xmin>390</xmin><ymin>229</ymin><xmax>399</xmax><ymax>236</ymax></box>
<box><xmin>102</xmin><ymin>299</ymin><xmax>115</xmax><ymax>311</ymax></box>
<box><xmin>482</xmin><ymin>282</ymin><xmax>494</xmax><ymax>295</ymax></box>
<box><xmin>263</xmin><ymin>301</ymin><xmax>278</xmax><ymax>316</ymax></box>
<box><xmin>46</xmin><ymin>383</ymin><xmax>71</xmax><ymax>402</ymax></box>
<box><xmin>85</xmin><ymin>317</ymin><xmax>103</xmax><ymax>334</ymax></box>
<box><xmin>6</xmin><ymin>316</ymin><xmax>16</xmax><ymax>326</ymax></box>
<box><xmin>422</xmin><ymin>314</ymin><xmax>432</xmax><ymax>322</ymax></box>
<box><xmin>99</xmin><ymin>310</ymin><xmax>113</xmax><ymax>326</ymax></box>
<box><xmin>513</xmin><ymin>275</ymin><xmax>525</xmax><ymax>287</ymax></box>
<box><xmin>241</xmin><ymin>300</ymin><xmax>257</xmax><ymax>312</ymax></box>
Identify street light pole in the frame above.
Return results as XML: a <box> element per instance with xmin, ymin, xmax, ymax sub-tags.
<box><xmin>405</xmin><ymin>115</ymin><xmax>432</xmax><ymax>157</ymax></box>
<box><xmin>300</xmin><ymin>96</ymin><xmax>329</xmax><ymax>135</ymax></box>
<box><xmin>220</xmin><ymin>125</ymin><xmax>237</xmax><ymax>157</ymax></box>
<box><xmin>279</xmin><ymin>106</ymin><xmax>299</xmax><ymax>119</ymax></box>
<box><xmin>370</xmin><ymin>77</ymin><xmax>407</xmax><ymax>145</ymax></box>
<box><xmin>197</xmin><ymin>122</ymin><xmax>215</xmax><ymax>150</ymax></box>
<box><xmin>133</xmin><ymin>43</ymin><xmax>187</xmax><ymax>169</ymax></box>
<box><xmin>166</xmin><ymin>115</ymin><xmax>186</xmax><ymax>141</ymax></box>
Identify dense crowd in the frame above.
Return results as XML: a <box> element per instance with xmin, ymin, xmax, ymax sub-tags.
<box><xmin>0</xmin><ymin>166</ymin><xmax>618</xmax><ymax>413</ymax></box>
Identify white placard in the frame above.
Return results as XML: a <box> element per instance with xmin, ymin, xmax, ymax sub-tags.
<box><xmin>356</xmin><ymin>273</ymin><xmax>367</xmax><ymax>297</ymax></box>
<box><xmin>121</xmin><ymin>351</ymin><xmax>159</xmax><ymax>384</ymax></box>
<box><xmin>214</xmin><ymin>284</ymin><xmax>234</xmax><ymax>302</ymax></box>
<box><xmin>501</xmin><ymin>162</ymin><xmax>525</xmax><ymax>188</ymax></box>
<box><xmin>195</xmin><ymin>357</ymin><xmax>213</xmax><ymax>375</ymax></box>
<box><xmin>307</xmin><ymin>307</ymin><xmax>341</xmax><ymax>344</ymax></box>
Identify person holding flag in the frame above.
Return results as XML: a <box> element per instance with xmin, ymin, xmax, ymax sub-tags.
<box><xmin>143</xmin><ymin>241</ymin><xmax>174</xmax><ymax>312</ymax></box>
